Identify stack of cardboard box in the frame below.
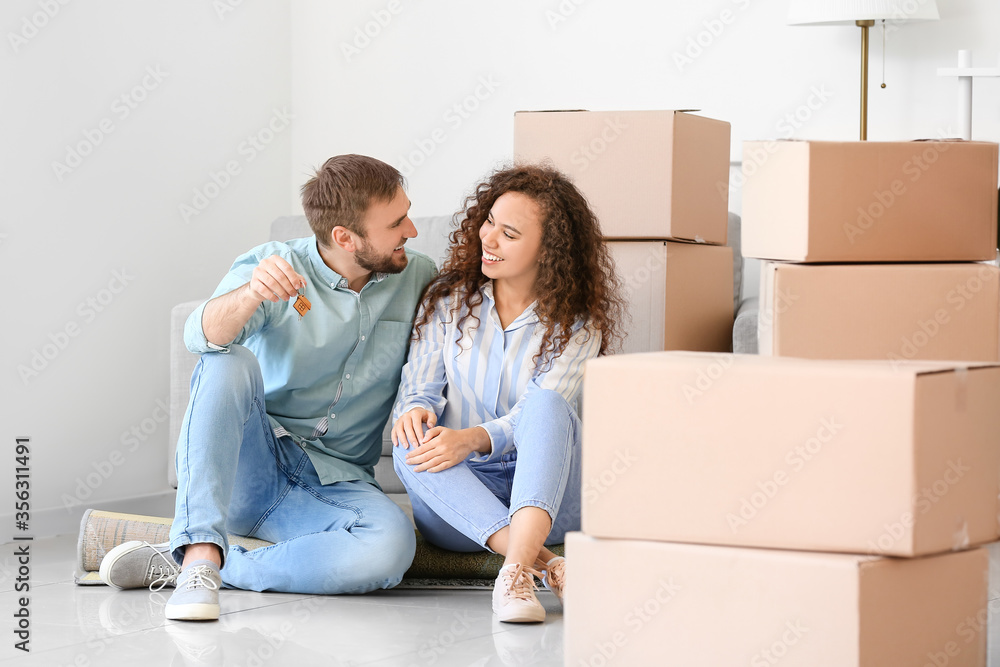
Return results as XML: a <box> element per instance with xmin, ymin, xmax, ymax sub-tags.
<box><xmin>564</xmin><ymin>140</ymin><xmax>1000</xmax><ymax>664</ymax></box>
<box><xmin>741</xmin><ymin>140</ymin><xmax>1000</xmax><ymax>362</ymax></box>
<box><xmin>567</xmin><ymin>350</ymin><xmax>1000</xmax><ymax>665</ymax></box>
<box><xmin>514</xmin><ymin>110</ymin><xmax>735</xmax><ymax>354</ymax></box>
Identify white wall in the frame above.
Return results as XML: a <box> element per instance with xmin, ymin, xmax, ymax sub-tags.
<box><xmin>1</xmin><ymin>0</ymin><xmax>291</xmax><ymax>535</ymax></box>
<box><xmin>291</xmin><ymin>0</ymin><xmax>1000</xmax><ymax>299</ymax></box>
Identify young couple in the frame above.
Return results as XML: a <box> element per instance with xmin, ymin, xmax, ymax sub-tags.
<box><xmin>99</xmin><ymin>154</ymin><xmax>623</xmax><ymax>625</ymax></box>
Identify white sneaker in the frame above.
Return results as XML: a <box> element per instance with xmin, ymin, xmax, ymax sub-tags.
<box><xmin>541</xmin><ymin>556</ymin><xmax>565</xmax><ymax>603</ymax></box>
<box><xmin>99</xmin><ymin>541</ymin><xmax>180</xmax><ymax>590</ymax></box>
<box><xmin>165</xmin><ymin>560</ymin><xmax>222</xmax><ymax>621</ymax></box>
<box><xmin>492</xmin><ymin>563</ymin><xmax>545</xmax><ymax>623</ymax></box>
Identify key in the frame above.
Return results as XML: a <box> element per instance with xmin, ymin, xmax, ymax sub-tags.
<box><xmin>293</xmin><ymin>292</ymin><xmax>311</xmax><ymax>318</ymax></box>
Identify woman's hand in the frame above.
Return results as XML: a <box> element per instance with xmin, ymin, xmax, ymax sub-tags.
<box><xmin>392</xmin><ymin>408</ymin><xmax>437</xmax><ymax>449</ymax></box>
<box><xmin>404</xmin><ymin>426</ymin><xmax>485</xmax><ymax>473</ymax></box>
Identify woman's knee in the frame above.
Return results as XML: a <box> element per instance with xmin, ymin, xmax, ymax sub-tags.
<box><xmin>391</xmin><ymin>444</ymin><xmax>418</xmax><ymax>485</ymax></box>
<box><xmin>522</xmin><ymin>389</ymin><xmax>572</xmax><ymax>420</ymax></box>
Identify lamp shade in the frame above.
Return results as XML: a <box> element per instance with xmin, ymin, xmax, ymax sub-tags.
<box><xmin>788</xmin><ymin>0</ymin><xmax>939</xmax><ymax>25</ymax></box>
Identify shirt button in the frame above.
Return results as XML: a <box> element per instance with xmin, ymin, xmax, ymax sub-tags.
<box><xmin>331</xmin><ymin>414</ymin><xmax>336</xmax><ymax>419</ymax></box>
<box><xmin>345</xmin><ymin>374</ymin><xmax>351</xmax><ymax>379</ymax></box>
<box><xmin>361</xmin><ymin>335</ymin><xmax>366</xmax><ymax>341</ymax></box>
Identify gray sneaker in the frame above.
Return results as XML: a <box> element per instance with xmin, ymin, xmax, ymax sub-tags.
<box><xmin>165</xmin><ymin>560</ymin><xmax>222</xmax><ymax>621</ymax></box>
<box><xmin>99</xmin><ymin>541</ymin><xmax>180</xmax><ymax>590</ymax></box>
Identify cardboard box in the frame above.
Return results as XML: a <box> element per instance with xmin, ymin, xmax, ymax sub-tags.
<box><xmin>742</xmin><ymin>139</ymin><xmax>999</xmax><ymax>262</ymax></box>
<box><xmin>610</xmin><ymin>241</ymin><xmax>733</xmax><ymax>354</ymax></box>
<box><xmin>566</xmin><ymin>533</ymin><xmax>988</xmax><ymax>667</ymax></box>
<box><xmin>758</xmin><ymin>261</ymin><xmax>1000</xmax><ymax>361</ymax></box>
<box><xmin>582</xmin><ymin>353</ymin><xmax>1000</xmax><ymax>556</ymax></box>
<box><xmin>513</xmin><ymin>110</ymin><xmax>731</xmax><ymax>242</ymax></box>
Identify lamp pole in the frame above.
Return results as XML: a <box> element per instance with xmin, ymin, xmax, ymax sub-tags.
<box><xmin>857</xmin><ymin>19</ymin><xmax>874</xmax><ymax>140</ymax></box>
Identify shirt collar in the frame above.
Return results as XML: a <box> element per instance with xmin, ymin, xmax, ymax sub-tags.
<box><xmin>480</xmin><ymin>280</ymin><xmax>539</xmax><ymax>329</ymax></box>
<box><xmin>308</xmin><ymin>236</ymin><xmax>387</xmax><ymax>290</ymax></box>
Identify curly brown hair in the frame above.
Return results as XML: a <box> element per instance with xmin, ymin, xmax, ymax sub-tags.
<box><xmin>415</xmin><ymin>164</ymin><xmax>626</xmax><ymax>367</ymax></box>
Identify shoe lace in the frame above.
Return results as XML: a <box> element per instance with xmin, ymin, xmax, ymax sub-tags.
<box><xmin>140</xmin><ymin>543</ymin><xmax>180</xmax><ymax>592</ymax></box>
<box><xmin>179</xmin><ymin>564</ymin><xmax>220</xmax><ymax>592</ymax></box>
<box><xmin>148</xmin><ymin>566</ymin><xmax>178</xmax><ymax>592</ymax></box>
<box><xmin>545</xmin><ymin>559</ymin><xmax>565</xmax><ymax>593</ymax></box>
<box><xmin>500</xmin><ymin>564</ymin><xmax>542</xmax><ymax>602</ymax></box>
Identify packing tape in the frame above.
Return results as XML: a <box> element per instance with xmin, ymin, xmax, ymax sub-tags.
<box><xmin>953</xmin><ymin>520</ymin><xmax>970</xmax><ymax>551</ymax></box>
<box><xmin>954</xmin><ymin>366</ymin><xmax>968</xmax><ymax>412</ymax></box>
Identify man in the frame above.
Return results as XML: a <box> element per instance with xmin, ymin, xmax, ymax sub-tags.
<box><xmin>99</xmin><ymin>155</ymin><xmax>436</xmax><ymax>621</ymax></box>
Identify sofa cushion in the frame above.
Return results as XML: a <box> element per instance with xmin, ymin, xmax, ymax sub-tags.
<box><xmin>733</xmin><ymin>296</ymin><xmax>759</xmax><ymax>355</ymax></box>
<box><xmin>727</xmin><ymin>211</ymin><xmax>743</xmax><ymax>314</ymax></box>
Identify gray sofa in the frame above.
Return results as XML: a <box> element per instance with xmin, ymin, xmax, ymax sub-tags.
<box><xmin>168</xmin><ymin>213</ymin><xmax>754</xmax><ymax>493</ymax></box>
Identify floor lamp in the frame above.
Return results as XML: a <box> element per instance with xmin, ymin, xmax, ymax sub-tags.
<box><xmin>788</xmin><ymin>1</ymin><xmax>939</xmax><ymax>140</ymax></box>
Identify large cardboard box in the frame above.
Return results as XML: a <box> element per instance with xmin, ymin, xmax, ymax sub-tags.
<box><xmin>566</xmin><ymin>533</ymin><xmax>988</xmax><ymax>667</ymax></box>
<box><xmin>582</xmin><ymin>353</ymin><xmax>1000</xmax><ymax>556</ymax></box>
<box><xmin>742</xmin><ymin>139</ymin><xmax>999</xmax><ymax>262</ymax></box>
<box><xmin>758</xmin><ymin>261</ymin><xmax>1000</xmax><ymax>361</ymax></box>
<box><xmin>513</xmin><ymin>110</ymin><xmax>731</xmax><ymax>243</ymax></box>
<box><xmin>610</xmin><ymin>240</ymin><xmax>733</xmax><ymax>354</ymax></box>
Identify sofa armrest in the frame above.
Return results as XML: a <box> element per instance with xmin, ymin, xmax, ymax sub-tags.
<box><xmin>169</xmin><ymin>300</ymin><xmax>204</xmax><ymax>488</ymax></box>
<box><xmin>732</xmin><ymin>296</ymin><xmax>759</xmax><ymax>355</ymax></box>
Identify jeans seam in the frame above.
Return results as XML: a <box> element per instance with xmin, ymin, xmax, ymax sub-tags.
<box><xmin>253</xmin><ymin>397</ymin><xmax>296</xmax><ymax>479</ymax></box>
<box><xmin>479</xmin><ymin>517</ymin><xmax>510</xmax><ymax>547</ymax></box>
<box><xmin>177</xmin><ymin>360</ymin><xmax>207</xmax><ymax>535</ymax></box>
<box><xmin>508</xmin><ymin>398</ymin><xmax>575</xmax><ymax>525</ymax></box>
<box><xmin>288</xmin><ymin>465</ymin><xmax>365</xmax><ymax>523</ymax></box>
<box><xmin>171</xmin><ymin>533</ymin><xmax>226</xmax><ymax>567</ymax></box>
<box><xmin>509</xmin><ymin>499</ymin><xmax>557</xmax><ymax>522</ymax></box>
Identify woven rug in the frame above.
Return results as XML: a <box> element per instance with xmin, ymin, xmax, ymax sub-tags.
<box><xmin>75</xmin><ymin>508</ymin><xmax>563</xmax><ymax>589</ymax></box>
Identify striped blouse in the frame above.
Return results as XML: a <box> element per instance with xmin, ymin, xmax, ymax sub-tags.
<box><xmin>393</xmin><ymin>281</ymin><xmax>602</xmax><ymax>463</ymax></box>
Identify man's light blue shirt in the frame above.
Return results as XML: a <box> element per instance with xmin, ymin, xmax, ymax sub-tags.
<box><xmin>184</xmin><ymin>236</ymin><xmax>436</xmax><ymax>487</ymax></box>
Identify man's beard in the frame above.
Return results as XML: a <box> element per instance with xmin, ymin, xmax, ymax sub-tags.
<box><xmin>355</xmin><ymin>237</ymin><xmax>408</xmax><ymax>274</ymax></box>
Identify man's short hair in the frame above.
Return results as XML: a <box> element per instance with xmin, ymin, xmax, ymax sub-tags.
<box><xmin>300</xmin><ymin>155</ymin><xmax>405</xmax><ymax>246</ymax></box>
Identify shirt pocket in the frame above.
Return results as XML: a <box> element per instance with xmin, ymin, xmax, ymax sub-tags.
<box><xmin>362</xmin><ymin>320</ymin><xmax>414</xmax><ymax>385</ymax></box>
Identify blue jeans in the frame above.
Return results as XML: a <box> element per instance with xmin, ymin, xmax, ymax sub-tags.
<box><xmin>170</xmin><ymin>345</ymin><xmax>415</xmax><ymax>594</ymax></box>
<box><xmin>392</xmin><ymin>389</ymin><xmax>582</xmax><ymax>552</ymax></box>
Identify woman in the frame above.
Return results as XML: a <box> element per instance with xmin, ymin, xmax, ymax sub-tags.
<box><xmin>391</xmin><ymin>164</ymin><xmax>624</xmax><ymax>623</ymax></box>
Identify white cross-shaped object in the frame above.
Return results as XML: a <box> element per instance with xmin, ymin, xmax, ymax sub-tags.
<box><xmin>937</xmin><ymin>50</ymin><xmax>1000</xmax><ymax>140</ymax></box>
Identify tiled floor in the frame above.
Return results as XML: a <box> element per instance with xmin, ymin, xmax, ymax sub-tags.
<box><xmin>0</xmin><ymin>534</ymin><xmax>563</xmax><ymax>666</ymax></box>
<box><xmin>8</xmin><ymin>536</ymin><xmax>1000</xmax><ymax>666</ymax></box>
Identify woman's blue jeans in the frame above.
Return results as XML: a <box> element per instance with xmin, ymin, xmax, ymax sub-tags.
<box><xmin>392</xmin><ymin>389</ymin><xmax>582</xmax><ymax>552</ymax></box>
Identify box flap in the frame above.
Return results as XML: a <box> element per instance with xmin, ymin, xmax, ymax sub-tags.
<box><xmin>514</xmin><ymin>108</ymin><xmax>701</xmax><ymax>114</ymax></box>
<box><xmin>587</xmin><ymin>350</ymin><xmax>1000</xmax><ymax>376</ymax></box>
